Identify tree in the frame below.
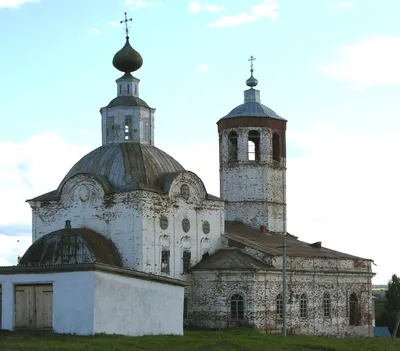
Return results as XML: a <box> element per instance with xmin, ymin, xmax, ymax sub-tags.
<box><xmin>385</xmin><ymin>274</ymin><xmax>400</xmax><ymax>339</ymax></box>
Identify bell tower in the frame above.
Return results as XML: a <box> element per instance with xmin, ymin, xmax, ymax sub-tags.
<box><xmin>217</xmin><ymin>56</ymin><xmax>287</xmax><ymax>234</ymax></box>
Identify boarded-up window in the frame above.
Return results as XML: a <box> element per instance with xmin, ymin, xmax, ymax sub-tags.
<box><xmin>228</xmin><ymin>131</ymin><xmax>238</xmax><ymax>161</ymax></box>
<box><xmin>106</xmin><ymin>116</ymin><xmax>115</xmax><ymax>141</ymax></box>
<box><xmin>143</xmin><ymin>118</ymin><xmax>150</xmax><ymax>141</ymax></box>
<box><xmin>15</xmin><ymin>284</ymin><xmax>53</xmax><ymax>330</ymax></box>
<box><xmin>183</xmin><ymin>297</ymin><xmax>189</xmax><ymax>319</ymax></box>
<box><xmin>182</xmin><ymin>250</ymin><xmax>191</xmax><ymax>273</ymax></box>
<box><xmin>272</xmin><ymin>133</ymin><xmax>280</xmax><ymax>161</ymax></box>
<box><xmin>161</xmin><ymin>250</ymin><xmax>170</xmax><ymax>274</ymax></box>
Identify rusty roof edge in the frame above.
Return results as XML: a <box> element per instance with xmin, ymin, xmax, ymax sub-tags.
<box><xmin>0</xmin><ymin>263</ymin><xmax>187</xmax><ymax>287</ymax></box>
<box><xmin>223</xmin><ymin>233</ymin><xmax>372</xmax><ymax>261</ymax></box>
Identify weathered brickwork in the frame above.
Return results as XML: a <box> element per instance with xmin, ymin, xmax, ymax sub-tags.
<box><xmin>219</xmin><ymin>126</ymin><xmax>286</xmax><ymax>233</ymax></box>
<box><xmin>28</xmin><ymin>171</ymin><xmax>224</xmax><ymax>280</ymax></box>
<box><xmin>188</xmin><ymin>263</ymin><xmax>373</xmax><ymax>337</ymax></box>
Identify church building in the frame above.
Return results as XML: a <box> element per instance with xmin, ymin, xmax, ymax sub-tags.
<box><xmin>0</xmin><ymin>19</ymin><xmax>374</xmax><ymax>337</ymax></box>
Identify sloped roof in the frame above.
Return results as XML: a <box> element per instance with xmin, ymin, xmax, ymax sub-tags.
<box><xmin>192</xmin><ymin>248</ymin><xmax>269</xmax><ymax>271</ymax></box>
<box><xmin>224</xmin><ymin>221</ymin><xmax>369</xmax><ymax>260</ymax></box>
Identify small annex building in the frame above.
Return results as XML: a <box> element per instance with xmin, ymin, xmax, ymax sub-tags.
<box><xmin>0</xmin><ymin>224</ymin><xmax>185</xmax><ymax>335</ymax></box>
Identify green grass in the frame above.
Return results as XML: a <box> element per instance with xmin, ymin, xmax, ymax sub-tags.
<box><xmin>1</xmin><ymin>328</ymin><xmax>399</xmax><ymax>351</ymax></box>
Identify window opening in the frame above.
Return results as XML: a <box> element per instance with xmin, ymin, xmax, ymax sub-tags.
<box><xmin>127</xmin><ymin>84</ymin><xmax>130</xmax><ymax>94</ymax></box>
<box><xmin>161</xmin><ymin>250</ymin><xmax>170</xmax><ymax>274</ymax></box>
<box><xmin>119</xmin><ymin>84</ymin><xmax>122</xmax><ymax>95</ymax></box>
<box><xmin>323</xmin><ymin>292</ymin><xmax>331</xmax><ymax>318</ymax></box>
<box><xmin>276</xmin><ymin>293</ymin><xmax>283</xmax><ymax>319</ymax></box>
<box><xmin>272</xmin><ymin>133</ymin><xmax>280</xmax><ymax>161</ymax></box>
<box><xmin>182</xmin><ymin>250</ymin><xmax>191</xmax><ymax>273</ymax></box>
<box><xmin>349</xmin><ymin>293</ymin><xmax>358</xmax><ymax>326</ymax></box>
<box><xmin>300</xmin><ymin>293</ymin><xmax>308</xmax><ymax>318</ymax></box>
<box><xmin>248</xmin><ymin>130</ymin><xmax>260</xmax><ymax>161</ymax></box>
<box><xmin>230</xmin><ymin>294</ymin><xmax>244</xmax><ymax>320</ymax></box>
<box><xmin>183</xmin><ymin>297</ymin><xmax>189</xmax><ymax>319</ymax></box>
<box><xmin>228</xmin><ymin>131</ymin><xmax>238</xmax><ymax>161</ymax></box>
<box><xmin>125</xmin><ymin>116</ymin><xmax>132</xmax><ymax>140</ymax></box>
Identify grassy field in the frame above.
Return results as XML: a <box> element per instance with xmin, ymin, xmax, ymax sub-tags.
<box><xmin>1</xmin><ymin>328</ymin><xmax>399</xmax><ymax>351</ymax></box>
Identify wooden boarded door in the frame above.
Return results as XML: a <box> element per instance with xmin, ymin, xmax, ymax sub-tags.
<box><xmin>15</xmin><ymin>284</ymin><xmax>53</xmax><ymax>330</ymax></box>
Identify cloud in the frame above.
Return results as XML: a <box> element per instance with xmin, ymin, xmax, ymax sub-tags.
<box><xmin>320</xmin><ymin>36</ymin><xmax>400</xmax><ymax>89</ymax></box>
<box><xmin>197</xmin><ymin>64</ymin><xmax>209</xmax><ymax>72</ymax></box>
<box><xmin>124</xmin><ymin>0</ymin><xmax>161</xmax><ymax>9</ymax></box>
<box><xmin>207</xmin><ymin>0</ymin><xmax>279</xmax><ymax>28</ymax></box>
<box><xmin>189</xmin><ymin>1</ymin><xmax>225</xmax><ymax>13</ymax></box>
<box><xmin>108</xmin><ymin>21</ymin><xmax>122</xmax><ymax>27</ymax></box>
<box><xmin>286</xmin><ymin>124</ymin><xmax>400</xmax><ymax>284</ymax></box>
<box><xmin>0</xmin><ymin>0</ymin><xmax>39</xmax><ymax>8</ymax></box>
<box><xmin>338</xmin><ymin>1</ymin><xmax>353</xmax><ymax>8</ymax></box>
<box><xmin>0</xmin><ymin>132</ymin><xmax>90</xmax><ymax>265</ymax></box>
<box><xmin>89</xmin><ymin>27</ymin><xmax>101</xmax><ymax>35</ymax></box>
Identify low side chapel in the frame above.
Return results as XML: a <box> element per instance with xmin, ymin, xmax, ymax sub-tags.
<box><xmin>0</xmin><ymin>18</ymin><xmax>374</xmax><ymax>337</ymax></box>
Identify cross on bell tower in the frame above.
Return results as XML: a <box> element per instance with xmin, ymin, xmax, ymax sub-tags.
<box><xmin>248</xmin><ymin>55</ymin><xmax>256</xmax><ymax>71</ymax></box>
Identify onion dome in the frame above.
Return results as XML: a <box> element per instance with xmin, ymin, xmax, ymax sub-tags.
<box><xmin>112</xmin><ymin>36</ymin><xmax>143</xmax><ymax>73</ymax></box>
<box><xmin>246</xmin><ymin>70</ymin><xmax>258</xmax><ymax>88</ymax></box>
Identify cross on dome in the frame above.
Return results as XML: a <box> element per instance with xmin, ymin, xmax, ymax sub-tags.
<box><xmin>120</xmin><ymin>12</ymin><xmax>133</xmax><ymax>39</ymax></box>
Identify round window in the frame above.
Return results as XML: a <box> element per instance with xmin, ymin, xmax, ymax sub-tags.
<box><xmin>160</xmin><ymin>216</ymin><xmax>169</xmax><ymax>230</ymax></box>
<box><xmin>202</xmin><ymin>221</ymin><xmax>210</xmax><ymax>234</ymax></box>
<box><xmin>181</xmin><ymin>184</ymin><xmax>190</xmax><ymax>200</ymax></box>
<box><xmin>182</xmin><ymin>218</ymin><xmax>190</xmax><ymax>233</ymax></box>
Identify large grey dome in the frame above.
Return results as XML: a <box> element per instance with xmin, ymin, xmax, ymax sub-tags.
<box><xmin>221</xmin><ymin>101</ymin><xmax>284</xmax><ymax>120</ymax></box>
<box><xmin>62</xmin><ymin>143</ymin><xmax>185</xmax><ymax>191</ymax></box>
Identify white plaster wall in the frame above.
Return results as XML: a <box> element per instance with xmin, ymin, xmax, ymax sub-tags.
<box><xmin>0</xmin><ymin>271</ymin><xmax>94</xmax><ymax>334</ymax></box>
<box><xmin>139</xmin><ymin>173</ymin><xmax>224</xmax><ymax>280</ymax></box>
<box><xmin>101</xmin><ymin>105</ymin><xmax>154</xmax><ymax>145</ymax></box>
<box><xmin>30</xmin><ymin>175</ymin><xmax>143</xmax><ymax>270</ymax></box>
<box><xmin>93</xmin><ymin>271</ymin><xmax>184</xmax><ymax>336</ymax></box>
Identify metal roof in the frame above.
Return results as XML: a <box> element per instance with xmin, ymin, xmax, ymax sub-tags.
<box><xmin>106</xmin><ymin>95</ymin><xmax>150</xmax><ymax>109</ymax></box>
<box><xmin>192</xmin><ymin>248</ymin><xmax>269</xmax><ymax>271</ymax></box>
<box><xmin>61</xmin><ymin>142</ymin><xmax>185</xmax><ymax>192</ymax></box>
<box><xmin>221</xmin><ymin>101</ymin><xmax>285</xmax><ymax>121</ymax></box>
<box><xmin>224</xmin><ymin>221</ymin><xmax>370</xmax><ymax>260</ymax></box>
<box><xmin>19</xmin><ymin>227</ymin><xmax>122</xmax><ymax>267</ymax></box>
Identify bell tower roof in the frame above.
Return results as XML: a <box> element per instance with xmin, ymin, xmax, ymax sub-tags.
<box><xmin>218</xmin><ymin>55</ymin><xmax>285</xmax><ymax>122</ymax></box>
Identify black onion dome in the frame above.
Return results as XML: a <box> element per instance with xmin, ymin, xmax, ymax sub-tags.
<box><xmin>112</xmin><ymin>36</ymin><xmax>143</xmax><ymax>73</ymax></box>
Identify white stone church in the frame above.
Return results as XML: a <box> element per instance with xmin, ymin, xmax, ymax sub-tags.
<box><xmin>0</xmin><ymin>26</ymin><xmax>374</xmax><ymax>337</ymax></box>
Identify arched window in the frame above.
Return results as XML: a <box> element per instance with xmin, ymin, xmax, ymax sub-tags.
<box><xmin>248</xmin><ymin>130</ymin><xmax>260</xmax><ymax>161</ymax></box>
<box><xmin>300</xmin><ymin>293</ymin><xmax>308</xmax><ymax>318</ymax></box>
<box><xmin>323</xmin><ymin>292</ymin><xmax>331</xmax><ymax>318</ymax></box>
<box><xmin>276</xmin><ymin>293</ymin><xmax>283</xmax><ymax>319</ymax></box>
<box><xmin>228</xmin><ymin>131</ymin><xmax>238</xmax><ymax>161</ymax></box>
<box><xmin>349</xmin><ymin>293</ymin><xmax>358</xmax><ymax>326</ymax></box>
<box><xmin>272</xmin><ymin>133</ymin><xmax>280</xmax><ymax>161</ymax></box>
<box><xmin>230</xmin><ymin>294</ymin><xmax>244</xmax><ymax>320</ymax></box>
